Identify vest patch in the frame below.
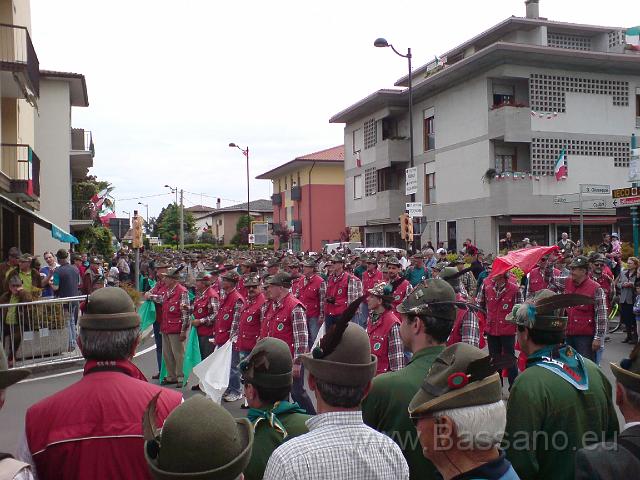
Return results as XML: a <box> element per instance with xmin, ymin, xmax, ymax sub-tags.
<box><xmin>246</xmin><ymin>315</ymin><xmax>253</xmax><ymax>323</ymax></box>
<box><xmin>373</xmin><ymin>342</ymin><xmax>381</xmax><ymax>351</ymax></box>
<box><xmin>277</xmin><ymin>323</ymin><xmax>284</xmax><ymax>331</ymax></box>
<box><xmin>169</xmin><ymin>306</ymin><xmax>176</xmax><ymax>312</ymax></box>
<box><xmin>223</xmin><ymin>313</ymin><xmax>230</xmax><ymax>320</ymax></box>
<box><xmin>197</xmin><ymin>308</ymin><xmax>203</xmax><ymax>314</ymax></box>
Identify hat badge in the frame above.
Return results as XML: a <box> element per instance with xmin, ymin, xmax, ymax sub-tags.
<box><xmin>447</xmin><ymin>372</ymin><xmax>469</xmax><ymax>389</ymax></box>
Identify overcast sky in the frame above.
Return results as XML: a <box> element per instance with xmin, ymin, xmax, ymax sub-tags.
<box><xmin>31</xmin><ymin>0</ymin><xmax>637</xmax><ymax>219</ymax></box>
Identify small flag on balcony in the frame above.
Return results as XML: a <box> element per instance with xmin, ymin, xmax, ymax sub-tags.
<box><xmin>554</xmin><ymin>149</ymin><xmax>568</xmax><ymax>181</ymax></box>
<box><xmin>626</xmin><ymin>26</ymin><xmax>640</xmax><ymax>51</ymax></box>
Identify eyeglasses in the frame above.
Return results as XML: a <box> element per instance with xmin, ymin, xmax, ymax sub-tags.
<box><xmin>409</xmin><ymin>413</ymin><xmax>434</xmax><ymax>426</ymax></box>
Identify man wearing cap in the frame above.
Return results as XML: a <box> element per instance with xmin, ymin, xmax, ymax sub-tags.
<box><xmin>263</xmin><ymin>322</ymin><xmax>409</xmax><ymax>479</ymax></box>
<box><xmin>158</xmin><ymin>267</ymin><xmax>190</xmax><ymax>386</ymax></box>
<box><xmin>292</xmin><ymin>259</ymin><xmax>326</xmax><ymax>347</ymax></box>
<box><xmin>143</xmin><ymin>395</ymin><xmax>253</xmax><ymax>480</ymax></box>
<box><xmin>405</xmin><ymin>253</ymin><xmax>428</xmax><ymax>288</ymax></box>
<box><xmin>549</xmin><ymin>255</ymin><xmax>607</xmax><ymax>361</ymax></box>
<box><xmin>266</xmin><ymin>259</ymin><xmax>280</xmax><ymax>277</ymax></box>
<box><xmin>0</xmin><ymin>247</ymin><xmax>20</xmax><ymax>296</ymax></box>
<box><xmin>363</xmin><ymin>280</ymin><xmax>457</xmax><ymax>480</ymax></box>
<box><xmin>240</xmin><ymin>338</ymin><xmax>311</xmax><ymax>480</ymax></box>
<box><xmin>363</xmin><ymin>283</ymin><xmax>405</xmax><ymax>375</ymax></box>
<box><xmin>440</xmin><ymin>267</ymin><xmax>483</xmax><ymax>349</ymax></box>
<box><xmin>238</xmin><ymin>259</ymin><xmax>256</xmax><ymax>299</ymax></box>
<box><xmin>190</xmin><ymin>271</ymin><xmax>220</xmax><ymax>361</ymax></box>
<box><xmin>324</xmin><ymin>255</ymin><xmax>363</xmax><ymax>329</ymax></box>
<box><xmin>576</xmin><ymin>344</ymin><xmax>640</xmax><ymax>478</ymax></box>
<box><xmin>476</xmin><ymin>271</ymin><xmax>523</xmax><ymax>388</ymax></box>
<box><xmin>19</xmin><ymin>288</ymin><xmax>182</xmax><ymax>480</ymax></box>
<box><xmin>409</xmin><ymin>343</ymin><xmax>519</xmax><ymax>480</ymax></box>
<box><xmin>261</xmin><ymin>272</ymin><xmax>314</xmax><ymax>414</ymax></box>
<box><xmin>503</xmin><ymin>290</ymin><xmax>618</xmax><ymax>480</ymax></box>
<box><xmin>454</xmin><ymin>256</ymin><xmax>476</xmax><ymax>298</ymax></box>
<box><xmin>81</xmin><ymin>257</ymin><xmax>104</xmax><ymax>295</ymax></box>
<box><xmin>476</xmin><ymin>254</ymin><xmax>493</xmax><ymax>291</ymax></box>
<box><xmin>217</xmin><ymin>270</ymin><xmax>245</xmax><ymax>402</ymax></box>
<box><xmin>144</xmin><ymin>262</ymin><xmax>169</xmax><ymax>378</ymax></box>
<box><xmin>52</xmin><ymin>249</ymin><xmax>81</xmax><ymax>353</ymax></box>
<box><xmin>525</xmin><ymin>254</ymin><xmax>559</xmax><ymax>300</ymax></box>
<box><xmin>184</xmin><ymin>254</ymin><xmax>204</xmax><ymax>292</ymax></box>
<box><xmin>5</xmin><ymin>253</ymin><xmax>41</xmax><ymax>297</ymax></box>
<box><xmin>359</xmin><ymin>257</ymin><xmax>383</xmax><ymax>327</ymax></box>
<box><xmin>387</xmin><ymin>256</ymin><xmax>413</xmax><ymax>312</ymax></box>
<box><xmin>0</xmin><ymin>347</ymin><xmax>33</xmax><ymax>479</ymax></box>
<box><xmin>235</xmin><ymin>273</ymin><xmax>267</xmax><ymax>367</ymax></box>
<box><xmin>590</xmin><ymin>254</ymin><xmax>615</xmax><ymax>311</ymax></box>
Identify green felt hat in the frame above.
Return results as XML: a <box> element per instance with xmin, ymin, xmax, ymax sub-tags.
<box><xmin>611</xmin><ymin>344</ymin><xmax>640</xmax><ymax>393</ymax></box>
<box><xmin>302</xmin><ymin>258</ymin><xmax>317</xmax><ymax>268</ymax></box>
<box><xmin>409</xmin><ymin>343</ymin><xmax>502</xmax><ymax>416</ymax></box>
<box><xmin>0</xmin><ymin>346</ymin><xmax>30</xmax><ymax>389</ymax></box>
<box><xmin>385</xmin><ymin>256</ymin><xmax>401</xmax><ymax>267</ymax></box>
<box><xmin>439</xmin><ymin>267</ymin><xmax>461</xmax><ymax>286</ymax></box>
<box><xmin>330</xmin><ymin>254</ymin><xmax>345</xmax><ymax>263</ymax></box>
<box><xmin>239</xmin><ymin>338</ymin><xmax>293</xmax><ymax>389</ymax></box>
<box><xmin>18</xmin><ymin>253</ymin><xmax>33</xmax><ymax>262</ymax></box>
<box><xmin>195</xmin><ymin>271</ymin><xmax>211</xmax><ymax>282</ymax></box>
<box><xmin>79</xmin><ymin>287</ymin><xmax>140</xmax><ymax>330</ymax></box>
<box><xmin>432</xmin><ymin>261</ymin><xmax>449</xmax><ymax>272</ymax></box>
<box><xmin>243</xmin><ymin>273</ymin><xmax>261</xmax><ymax>287</ymax></box>
<box><xmin>368</xmin><ymin>282</ymin><xmax>395</xmax><ymax>303</ymax></box>
<box><xmin>506</xmin><ymin>289</ymin><xmax>593</xmax><ymax>332</ymax></box>
<box><xmin>221</xmin><ymin>270</ymin><xmax>240</xmax><ymax>283</ymax></box>
<box><xmin>165</xmin><ymin>266</ymin><xmax>185</xmax><ymax>279</ymax></box>
<box><xmin>144</xmin><ymin>395</ymin><xmax>253</xmax><ymax>480</ymax></box>
<box><xmin>569</xmin><ymin>255</ymin><xmax>589</xmax><ymax>269</ymax></box>
<box><xmin>302</xmin><ymin>323</ymin><xmax>377</xmax><ymax>387</ymax></box>
<box><xmin>395</xmin><ymin>279</ymin><xmax>456</xmax><ymax>322</ymax></box>
<box><xmin>265</xmin><ymin>272</ymin><xmax>293</xmax><ymax>289</ymax></box>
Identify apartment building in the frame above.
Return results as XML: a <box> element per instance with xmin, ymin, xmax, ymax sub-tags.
<box><xmin>194</xmin><ymin>200</ymin><xmax>273</xmax><ymax>245</ymax></box>
<box><xmin>331</xmin><ymin>0</ymin><xmax>640</xmax><ymax>252</ymax></box>
<box><xmin>257</xmin><ymin>145</ymin><xmax>345</xmax><ymax>252</ymax></box>
<box><xmin>0</xmin><ymin>0</ymin><xmax>85</xmax><ymax>257</ymax></box>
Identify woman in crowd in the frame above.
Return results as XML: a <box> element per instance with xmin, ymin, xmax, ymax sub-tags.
<box><xmin>618</xmin><ymin>256</ymin><xmax>639</xmax><ymax>344</ymax></box>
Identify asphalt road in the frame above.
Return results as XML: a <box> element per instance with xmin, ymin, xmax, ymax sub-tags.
<box><xmin>0</xmin><ymin>331</ymin><xmax>631</xmax><ymax>454</ymax></box>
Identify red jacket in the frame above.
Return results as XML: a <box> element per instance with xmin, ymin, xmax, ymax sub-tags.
<box><xmin>193</xmin><ymin>287</ymin><xmax>219</xmax><ymax>337</ymax></box>
<box><xmin>25</xmin><ymin>362</ymin><xmax>182</xmax><ymax>480</ymax></box>
<box><xmin>236</xmin><ymin>293</ymin><xmax>267</xmax><ymax>352</ymax></box>
<box><xmin>261</xmin><ymin>294</ymin><xmax>304</xmax><ymax>356</ymax></box>
<box><xmin>484</xmin><ymin>281</ymin><xmax>519</xmax><ymax>336</ymax></box>
<box><xmin>565</xmin><ymin>277</ymin><xmax>599</xmax><ymax>337</ymax></box>
<box><xmin>362</xmin><ymin>269</ymin><xmax>383</xmax><ymax>297</ymax></box>
<box><xmin>390</xmin><ymin>277</ymin><xmax>412</xmax><ymax>311</ymax></box>
<box><xmin>150</xmin><ymin>281</ymin><xmax>167</xmax><ymax>325</ymax></box>
<box><xmin>215</xmin><ymin>289</ymin><xmax>244</xmax><ymax>346</ymax></box>
<box><xmin>367</xmin><ymin>309</ymin><xmax>400</xmax><ymax>375</ymax></box>
<box><xmin>161</xmin><ymin>284</ymin><xmax>188</xmax><ymax>335</ymax></box>
<box><xmin>325</xmin><ymin>272</ymin><xmax>353</xmax><ymax>317</ymax></box>
<box><xmin>528</xmin><ymin>266</ymin><xmax>559</xmax><ymax>295</ymax></box>
<box><xmin>293</xmin><ymin>274</ymin><xmax>324</xmax><ymax>318</ymax></box>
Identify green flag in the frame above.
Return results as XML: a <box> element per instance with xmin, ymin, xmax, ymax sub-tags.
<box><xmin>138</xmin><ymin>300</ymin><xmax>157</xmax><ymax>332</ymax></box>
<box><xmin>188</xmin><ymin>289</ymin><xmax>195</xmax><ymax>302</ymax></box>
<box><xmin>182</xmin><ymin>325</ymin><xmax>202</xmax><ymax>387</ymax></box>
<box><xmin>160</xmin><ymin>357</ymin><xmax>167</xmax><ymax>383</ymax></box>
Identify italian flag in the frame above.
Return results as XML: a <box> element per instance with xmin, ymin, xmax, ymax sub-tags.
<box><xmin>554</xmin><ymin>149</ymin><xmax>567</xmax><ymax>181</ymax></box>
<box><xmin>626</xmin><ymin>26</ymin><xmax>640</xmax><ymax>51</ymax></box>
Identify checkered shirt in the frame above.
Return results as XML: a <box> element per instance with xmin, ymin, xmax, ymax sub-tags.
<box><xmin>191</xmin><ymin>288</ymin><xmax>220</xmax><ymax>326</ymax></box>
<box><xmin>388</xmin><ymin>323</ymin><xmax>406</xmax><ymax>371</ymax></box>
<box><xmin>263</xmin><ymin>411</ymin><xmax>409</xmax><ymax>480</ymax></box>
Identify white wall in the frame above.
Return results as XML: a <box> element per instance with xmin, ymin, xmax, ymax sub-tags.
<box><xmin>34</xmin><ymin>79</ymin><xmax>72</xmax><ymax>255</ymax></box>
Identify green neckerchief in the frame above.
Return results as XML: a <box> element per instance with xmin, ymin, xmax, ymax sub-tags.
<box><xmin>369</xmin><ymin>309</ymin><xmax>383</xmax><ymax>323</ymax></box>
<box><xmin>247</xmin><ymin>401</ymin><xmax>306</xmax><ymax>438</ymax></box>
<box><xmin>527</xmin><ymin>344</ymin><xmax>589</xmax><ymax>391</ymax></box>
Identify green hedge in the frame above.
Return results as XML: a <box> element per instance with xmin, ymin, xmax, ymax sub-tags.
<box><xmin>151</xmin><ymin>244</ymin><xmax>272</xmax><ymax>253</ymax></box>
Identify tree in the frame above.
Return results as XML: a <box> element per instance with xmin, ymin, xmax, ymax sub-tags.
<box><xmin>232</xmin><ymin>215</ymin><xmax>252</xmax><ymax>245</ymax></box>
<box><xmin>77</xmin><ymin>225</ymin><xmax>114</xmax><ymax>259</ymax></box>
<box><xmin>156</xmin><ymin>203</ymin><xmax>196</xmax><ymax>244</ymax></box>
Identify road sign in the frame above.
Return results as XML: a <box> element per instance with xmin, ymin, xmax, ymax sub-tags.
<box><xmin>612</xmin><ymin>186</ymin><xmax>640</xmax><ymax>199</ymax></box>
<box><xmin>406</xmin><ymin>202</ymin><xmax>423</xmax><ymax>218</ymax></box>
<box><xmin>248</xmin><ymin>234</ymin><xmax>256</xmax><ymax>244</ymax></box>
<box><xmin>405</xmin><ymin>167</ymin><xmax>418</xmax><ymax>195</ymax></box>
<box><xmin>617</xmin><ymin>196</ymin><xmax>640</xmax><ymax>207</ymax></box>
<box><xmin>580</xmin><ymin>184</ymin><xmax>610</xmax><ymax>195</ymax></box>
<box><xmin>553</xmin><ymin>194</ymin><xmax>579</xmax><ymax>204</ymax></box>
<box><xmin>587</xmin><ymin>198</ymin><xmax>615</xmax><ymax>209</ymax></box>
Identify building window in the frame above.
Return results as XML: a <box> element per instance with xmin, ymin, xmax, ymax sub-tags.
<box><xmin>284</xmin><ymin>177</ymin><xmax>287</xmax><ymax>190</ymax></box>
<box><xmin>636</xmin><ymin>91</ymin><xmax>640</xmax><ymax>127</ymax></box>
<box><xmin>381</xmin><ymin>117</ymin><xmax>399</xmax><ymax>140</ymax></box>
<box><xmin>425</xmin><ymin>173</ymin><xmax>436</xmax><ymax>204</ymax></box>
<box><xmin>424</xmin><ymin>114</ymin><xmax>435</xmax><ymax>151</ymax></box>
<box><xmin>365</xmin><ymin>232</ymin><xmax>384</xmax><ymax>247</ymax></box>
<box><xmin>365</xmin><ymin>167</ymin><xmax>377</xmax><ymax>196</ymax></box>
<box><xmin>547</xmin><ymin>32</ymin><xmax>592</xmax><ymax>51</ymax></box>
<box><xmin>352</xmin><ymin>128</ymin><xmax>362</xmax><ymax>153</ymax></box>
<box><xmin>353</xmin><ymin>175</ymin><xmax>363</xmax><ymax>199</ymax></box>
<box><xmin>364</xmin><ymin>119</ymin><xmax>377</xmax><ymax>149</ymax></box>
<box><xmin>377</xmin><ymin>168</ymin><xmax>398</xmax><ymax>192</ymax></box>
<box><xmin>492</xmin><ymin>84</ymin><xmax>515</xmax><ymax>107</ymax></box>
<box><xmin>495</xmin><ymin>154</ymin><xmax>515</xmax><ymax>173</ymax></box>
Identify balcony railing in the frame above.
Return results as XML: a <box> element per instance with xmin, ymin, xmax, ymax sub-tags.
<box><xmin>71</xmin><ymin>128</ymin><xmax>94</xmax><ymax>155</ymax></box>
<box><xmin>71</xmin><ymin>200</ymin><xmax>92</xmax><ymax>221</ymax></box>
<box><xmin>0</xmin><ymin>23</ymin><xmax>39</xmax><ymax>96</ymax></box>
<box><xmin>291</xmin><ymin>186</ymin><xmax>302</xmax><ymax>201</ymax></box>
<box><xmin>271</xmin><ymin>193</ymin><xmax>282</xmax><ymax>205</ymax></box>
<box><xmin>1</xmin><ymin>144</ymin><xmax>40</xmax><ymax>198</ymax></box>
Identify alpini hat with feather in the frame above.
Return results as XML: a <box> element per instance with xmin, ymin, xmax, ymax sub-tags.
<box><xmin>301</xmin><ymin>296</ymin><xmax>376</xmax><ymax>387</ymax></box>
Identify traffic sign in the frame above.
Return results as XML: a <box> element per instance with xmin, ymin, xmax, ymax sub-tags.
<box><xmin>553</xmin><ymin>194</ymin><xmax>579</xmax><ymax>204</ymax></box>
<box><xmin>616</xmin><ymin>196</ymin><xmax>640</xmax><ymax>207</ymax></box>
<box><xmin>406</xmin><ymin>202</ymin><xmax>423</xmax><ymax>218</ymax></box>
<box><xmin>587</xmin><ymin>198</ymin><xmax>615</xmax><ymax>209</ymax></box>
<box><xmin>248</xmin><ymin>234</ymin><xmax>256</xmax><ymax>244</ymax></box>
<box><xmin>580</xmin><ymin>184</ymin><xmax>610</xmax><ymax>195</ymax></box>
<box><xmin>612</xmin><ymin>187</ymin><xmax>640</xmax><ymax>199</ymax></box>
<box><xmin>405</xmin><ymin>167</ymin><xmax>418</xmax><ymax>195</ymax></box>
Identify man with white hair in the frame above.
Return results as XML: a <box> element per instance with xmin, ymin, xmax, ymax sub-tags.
<box><xmin>409</xmin><ymin>342</ymin><xmax>519</xmax><ymax>480</ymax></box>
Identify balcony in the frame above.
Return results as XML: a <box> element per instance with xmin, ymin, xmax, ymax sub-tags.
<box><xmin>1</xmin><ymin>144</ymin><xmax>40</xmax><ymax>200</ymax></box>
<box><xmin>488</xmin><ymin>104</ymin><xmax>532</xmax><ymax>143</ymax></box>
<box><xmin>292</xmin><ymin>220</ymin><xmax>302</xmax><ymax>234</ymax></box>
<box><xmin>70</xmin><ymin>129</ymin><xmax>94</xmax><ymax>180</ymax></box>
<box><xmin>271</xmin><ymin>193</ymin><xmax>282</xmax><ymax>205</ymax></box>
<box><xmin>70</xmin><ymin>199</ymin><xmax>93</xmax><ymax>230</ymax></box>
<box><xmin>0</xmin><ymin>23</ymin><xmax>39</xmax><ymax>97</ymax></box>
<box><xmin>290</xmin><ymin>185</ymin><xmax>302</xmax><ymax>201</ymax></box>
<box><xmin>374</xmin><ymin>138</ymin><xmax>410</xmax><ymax>168</ymax></box>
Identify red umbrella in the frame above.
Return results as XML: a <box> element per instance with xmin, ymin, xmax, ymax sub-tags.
<box><xmin>489</xmin><ymin>246</ymin><xmax>560</xmax><ymax>279</ymax></box>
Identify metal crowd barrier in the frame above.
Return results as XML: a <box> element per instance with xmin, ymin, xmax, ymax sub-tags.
<box><xmin>0</xmin><ymin>295</ymin><xmax>85</xmax><ymax>369</ymax></box>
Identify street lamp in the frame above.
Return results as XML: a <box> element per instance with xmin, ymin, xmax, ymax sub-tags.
<box><xmin>138</xmin><ymin>202</ymin><xmax>149</xmax><ymax>226</ymax></box>
<box><xmin>229</xmin><ymin>142</ymin><xmax>251</xmax><ymax>245</ymax></box>
<box><xmin>164</xmin><ymin>185</ymin><xmax>184</xmax><ymax>249</ymax></box>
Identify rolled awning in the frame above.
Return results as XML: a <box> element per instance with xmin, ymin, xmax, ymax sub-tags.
<box><xmin>0</xmin><ymin>193</ymin><xmax>79</xmax><ymax>244</ymax></box>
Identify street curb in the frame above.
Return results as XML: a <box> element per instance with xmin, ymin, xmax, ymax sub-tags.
<box><xmin>15</xmin><ymin>357</ymin><xmax>85</xmax><ymax>376</ymax></box>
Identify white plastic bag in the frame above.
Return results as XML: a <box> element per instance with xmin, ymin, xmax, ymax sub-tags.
<box><xmin>303</xmin><ymin>322</ymin><xmax>326</xmax><ymax>412</ymax></box>
<box><xmin>192</xmin><ymin>340</ymin><xmax>232</xmax><ymax>404</ymax></box>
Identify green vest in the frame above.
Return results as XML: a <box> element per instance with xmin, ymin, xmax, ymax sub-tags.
<box><xmin>362</xmin><ymin>345</ymin><xmax>445</xmax><ymax>480</ymax></box>
<box><xmin>504</xmin><ymin>354</ymin><xmax>619</xmax><ymax>480</ymax></box>
<box><xmin>244</xmin><ymin>411</ymin><xmax>310</xmax><ymax>480</ymax></box>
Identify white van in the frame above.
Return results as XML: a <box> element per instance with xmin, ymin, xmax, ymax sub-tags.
<box><xmin>322</xmin><ymin>242</ymin><xmax>363</xmax><ymax>255</ymax></box>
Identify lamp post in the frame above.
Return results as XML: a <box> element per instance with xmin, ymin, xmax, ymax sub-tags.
<box><xmin>229</xmin><ymin>142</ymin><xmax>251</xmax><ymax>246</ymax></box>
<box><xmin>164</xmin><ymin>185</ymin><xmax>184</xmax><ymax>250</ymax></box>
<box><xmin>137</xmin><ymin>202</ymin><xmax>149</xmax><ymax>229</ymax></box>
<box><xmin>375</xmin><ymin>37</ymin><xmax>415</xmax><ymax>251</ymax></box>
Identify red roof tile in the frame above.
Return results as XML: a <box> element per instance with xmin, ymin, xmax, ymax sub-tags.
<box><xmin>296</xmin><ymin>145</ymin><xmax>344</xmax><ymax>162</ymax></box>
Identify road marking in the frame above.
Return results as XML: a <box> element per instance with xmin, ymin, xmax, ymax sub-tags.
<box><xmin>18</xmin><ymin>344</ymin><xmax>156</xmax><ymax>384</ymax></box>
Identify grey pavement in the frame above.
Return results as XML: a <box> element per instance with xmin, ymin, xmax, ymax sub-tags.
<box><xmin>0</xmin><ymin>331</ymin><xmax>632</xmax><ymax>454</ymax></box>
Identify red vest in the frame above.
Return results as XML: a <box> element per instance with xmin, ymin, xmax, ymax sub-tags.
<box><xmin>367</xmin><ymin>309</ymin><xmax>400</xmax><ymax>375</ymax></box>
<box><xmin>262</xmin><ymin>294</ymin><xmax>305</xmax><ymax>356</ymax></box>
<box><xmin>194</xmin><ymin>287</ymin><xmax>219</xmax><ymax>337</ymax></box>
<box><xmin>391</xmin><ymin>278</ymin><xmax>412</xmax><ymax>310</ymax></box>
<box><xmin>485</xmin><ymin>281</ymin><xmax>519</xmax><ymax>336</ymax></box>
<box><xmin>528</xmin><ymin>267</ymin><xmax>560</xmax><ymax>295</ymax></box>
<box><xmin>325</xmin><ymin>272</ymin><xmax>352</xmax><ymax>316</ymax></box>
<box><xmin>236</xmin><ymin>293</ymin><xmax>267</xmax><ymax>352</ymax></box>
<box><xmin>25</xmin><ymin>367</ymin><xmax>182</xmax><ymax>480</ymax></box>
<box><xmin>151</xmin><ymin>282</ymin><xmax>167</xmax><ymax>324</ymax></box>
<box><xmin>590</xmin><ymin>273</ymin><xmax>612</xmax><ymax>308</ymax></box>
<box><xmin>565</xmin><ymin>277</ymin><xmax>599</xmax><ymax>336</ymax></box>
<box><xmin>161</xmin><ymin>284</ymin><xmax>188</xmax><ymax>334</ymax></box>
<box><xmin>448</xmin><ymin>293</ymin><xmax>486</xmax><ymax>349</ymax></box>
<box><xmin>237</xmin><ymin>275</ymin><xmax>248</xmax><ymax>300</ymax></box>
<box><xmin>293</xmin><ymin>274</ymin><xmax>324</xmax><ymax>318</ymax></box>
<box><xmin>215</xmin><ymin>289</ymin><xmax>244</xmax><ymax>346</ymax></box>
<box><xmin>362</xmin><ymin>269</ymin><xmax>383</xmax><ymax>297</ymax></box>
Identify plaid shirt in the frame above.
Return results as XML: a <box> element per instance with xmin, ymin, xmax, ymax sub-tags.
<box><xmin>461</xmin><ymin>270</ymin><xmax>477</xmax><ymax>297</ymax></box>
<box><xmin>461</xmin><ymin>309</ymin><xmax>480</xmax><ymax>348</ymax></box>
<box><xmin>263</xmin><ymin>411</ymin><xmax>409</xmax><ymax>480</ymax></box>
<box><xmin>338</xmin><ymin>272</ymin><xmax>363</xmax><ymax>305</ymax></box>
<box><xmin>190</xmin><ymin>288</ymin><xmax>220</xmax><ymax>326</ymax></box>
<box><xmin>162</xmin><ymin>284</ymin><xmax>190</xmax><ymax>332</ymax></box>
<box><xmin>549</xmin><ymin>275</ymin><xmax>608</xmax><ymax>341</ymax></box>
<box><xmin>226</xmin><ymin>290</ymin><xmax>245</xmax><ymax>339</ymax></box>
<box><xmin>388</xmin><ymin>323</ymin><xmax>406</xmax><ymax>371</ymax></box>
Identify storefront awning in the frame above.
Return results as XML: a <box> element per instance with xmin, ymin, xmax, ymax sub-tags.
<box><xmin>0</xmin><ymin>193</ymin><xmax>79</xmax><ymax>244</ymax></box>
<box><xmin>511</xmin><ymin>216</ymin><xmax>619</xmax><ymax>225</ymax></box>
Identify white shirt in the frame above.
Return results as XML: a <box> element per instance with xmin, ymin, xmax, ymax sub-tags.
<box><xmin>263</xmin><ymin>410</ymin><xmax>409</xmax><ymax>480</ymax></box>
<box><xmin>624</xmin><ymin>421</ymin><xmax>640</xmax><ymax>431</ymax></box>
<box><xmin>399</xmin><ymin>257</ymin><xmax>410</xmax><ymax>270</ymax></box>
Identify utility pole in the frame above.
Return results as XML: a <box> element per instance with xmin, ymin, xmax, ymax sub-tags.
<box><xmin>631</xmin><ymin>133</ymin><xmax>639</xmax><ymax>256</ymax></box>
<box><xmin>179</xmin><ymin>189</ymin><xmax>184</xmax><ymax>250</ymax></box>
